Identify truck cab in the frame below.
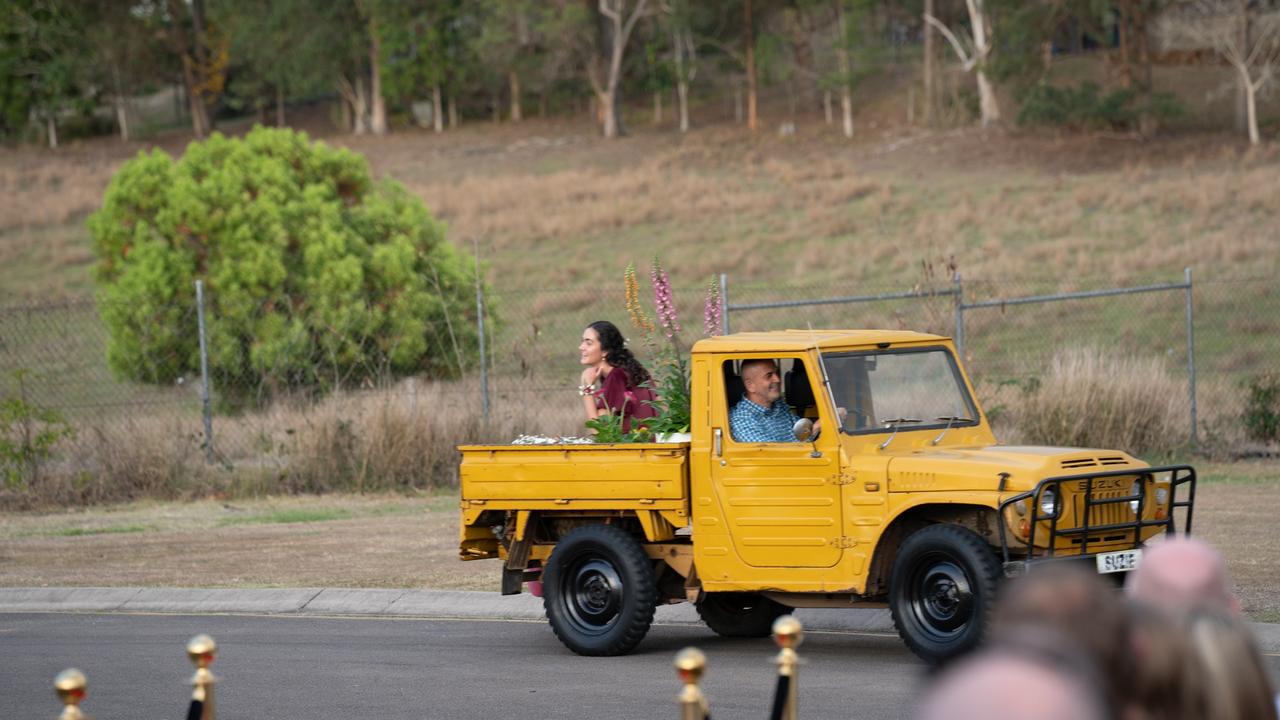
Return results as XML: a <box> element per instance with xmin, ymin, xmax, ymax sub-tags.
<box><xmin>458</xmin><ymin>330</ymin><xmax>1195</xmax><ymax>663</ymax></box>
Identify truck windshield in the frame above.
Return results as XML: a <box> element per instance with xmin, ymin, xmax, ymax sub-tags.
<box><xmin>821</xmin><ymin>347</ymin><xmax>978</xmax><ymax>434</ymax></box>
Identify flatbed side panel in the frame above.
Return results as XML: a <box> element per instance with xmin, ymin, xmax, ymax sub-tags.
<box><xmin>460</xmin><ymin>444</ymin><xmax>690</xmax><ymax>502</ymax></box>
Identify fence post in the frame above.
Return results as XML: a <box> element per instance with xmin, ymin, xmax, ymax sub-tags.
<box><xmin>474</xmin><ymin>239</ymin><xmax>489</xmax><ymax>423</ymax></box>
<box><xmin>1185</xmin><ymin>267</ymin><xmax>1197</xmax><ymax>450</ymax></box>
<box><xmin>719</xmin><ymin>273</ymin><xmax>731</xmax><ymax>335</ymax></box>
<box><xmin>952</xmin><ymin>273</ymin><xmax>965</xmax><ymax>357</ymax></box>
<box><xmin>195</xmin><ymin>280</ymin><xmax>215</xmax><ymax>464</ymax></box>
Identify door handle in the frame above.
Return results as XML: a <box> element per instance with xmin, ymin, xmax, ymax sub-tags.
<box><xmin>714</xmin><ymin>428</ymin><xmax>723</xmax><ymax>457</ymax></box>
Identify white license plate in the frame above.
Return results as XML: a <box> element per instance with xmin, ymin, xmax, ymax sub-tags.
<box><xmin>1096</xmin><ymin>549</ymin><xmax>1142</xmax><ymax>574</ymax></box>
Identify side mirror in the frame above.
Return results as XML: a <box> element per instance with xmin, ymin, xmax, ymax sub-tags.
<box><xmin>792</xmin><ymin>418</ymin><xmax>815</xmax><ymax>442</ymax></box>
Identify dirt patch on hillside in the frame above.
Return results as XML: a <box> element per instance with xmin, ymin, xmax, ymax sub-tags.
<box><xmin>1</xmin><ymin>480</ymin><xmax>1276</xmax><ymax>620</ymax></box>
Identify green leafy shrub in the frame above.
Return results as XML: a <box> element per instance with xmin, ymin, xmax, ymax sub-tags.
<box><xmin>584</xmin><ymin>402</ymin><xmax>654</xmax><ymax>444</ymax></box>
<box><xmin>88</xmin><ymin>126</ymin><xmax>483</xmax><ymax>396</ymax></box>
<box><xmin>1017</xmin><ymin>81</ymin><xmax>1182</xmax><ymax>131</ymax></box>
<box><xmin>1243</xmin><ymin>375</ymin><xmax>1280</xmax><ymax>444</ymax></box>
<box><xmin>0</xmin><ymin>370</ymin><xmax>75</xmax><ymax>490</ymax></box>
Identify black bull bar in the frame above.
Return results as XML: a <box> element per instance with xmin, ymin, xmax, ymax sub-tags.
<box><xmin>996</xmin><ymin>465</ymin><xmax>1196</xmax><ymax>566</ymax></box>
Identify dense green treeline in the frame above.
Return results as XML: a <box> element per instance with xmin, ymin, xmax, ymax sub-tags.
<box><xmin>2</xmin><ymin>1</ymin><xmax>1278</xmax><ymax>145</ymax></box>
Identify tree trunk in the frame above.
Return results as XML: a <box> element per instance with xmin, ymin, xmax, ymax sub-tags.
<box><xmin>1235</xmin><ymin>0</ymin><xmax>1250</xmax><ymax>135</ymax></box>
<box><xmin>183</xmin><ymin>60</ymin><xmax>210</xmax><ymax>137</ymax></box>
<box><xmin>1246</xmin><ymin>80</ymin><xmax>1259</xmax><ymax>145</ymax></box>
<box><xmin>432</xmin><ymin>85</ymin><xmax>443</xmax><ymax>133</ymax></box>
<box><xmin>111</xmin><ymin>63</ymin><xmax>131</xmax><ymax>142</ymax></box>
<box><xmin>275</xmin><ymin>84</ymin><xmax>285</xmax><ymax>127</ymax></box>
<box><xmin>165</xmin><ymin>0</ymin><xmax>211</xmax><ymax>138</ymax></box>
<box><xmin>509</xmin><ymin>71</ymin><xmax>522</xmax><ymax>122</ymax></box>
<box><xmin>967</xmin><ymin>0</ymin><xmax>1000</xmax><ymax>126</ymax></box>
<box><xmin>601</xmin><ymin>90</ymin><xmax>618</xmax><ymax>137</ymax></box>
<box><xmin>190</xmin><ymin>0</ymin><xmax>213</xmax><ymax>134</ymax></box>
<box><xmin>492</xmin><ymin>89</ymin><xmax>501</xmax><ymax>123</ymax></box>
<box><xmin>448</xmin><ymin>94</ymin><xmax>459</xmax><ymax>128</ymax></box>
<box><xmin>592</xmin><ymin>0</ymin><xmax>649</xmax><ymax>139</ymax></box>
<box><xmin>734</xmin><ymin>82</ymin><xmax>743</xmax><ymax>124</ymax></box>
<box><xmin>354</xmin><ymin>75</ymin><xmax>369</xmax><ymax>134</ymax></box>
<box><xmin>824</xmin><ymin>90</ymin><xmax>832</xmax><ymax>125</ymax></box>
<box><xmin>841</xmin><ymin>86</ymin><xmax>853</xmax><ymax>138</ymax></box>
<box><xmin>369</xmin><ymin>20</ymin><xmax>387</xmax><ymax>135</ymax></box>
<box><xmin>976</xmin><ymin>70</ymin><xmax>1000</xmax><ymax>126</ymax></box>
<box><xmin>46</xmin><ymin>115</ymin><xmax>58</xmax><ymax>149</ymax></box>
<box><xmin>923</xmin><ymin>0</ymin><xmax>936</xmax><ymax>126</ymax></box>
<box><xmin>677</xmin><ymin>81</ymin><xmax>689</xmax><ymax>132</ymax></box>
<box><xmin>653</xmin><ymin>90</ymin><xmax>662</xmax><ymax>124</ymax></box>
<box><xmin>835</xmin><ymin>0</ymin><xmax>854</xmax><ymax>138</ymax></box>
<box><xmin>744</xmin><ymin>0</ymin><xmax>758</xmax><ymax>132</ymax></box>
<box><xmin>672</xmin><ymin>22</ymin><xmax>691</xmax><ymax>132</ymax></box>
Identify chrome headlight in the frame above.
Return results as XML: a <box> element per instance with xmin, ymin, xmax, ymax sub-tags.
<box><xmin>1129</xmin><ymin>480</ymin><xmax>1143</xmax><ymax>513</ymax></box>
<box><xmin>1038</xmin><ymin>488</ymin><xmax>1058</xmax><ymax>518</ymax></box>
<box><xmin>1014</xmin><ymin>499</ymin><xmax>1027</xmax><ymax>516</ymax></box>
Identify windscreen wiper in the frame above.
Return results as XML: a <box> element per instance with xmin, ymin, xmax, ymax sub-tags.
<box><xmin>879</xmin><ymin>418</ymin><xmax>922</xmax><ymax>450</ymax></box>
<box><xmin>931</xmin><ymin>416</ymin><xmax>974</xmax><ymax>445</ymax></box>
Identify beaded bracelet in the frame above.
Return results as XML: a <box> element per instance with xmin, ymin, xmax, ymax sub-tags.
<box><xmin>577</xmin><ymin>384</ymin><xmax>594</xmax><ymax>396</ymax></box>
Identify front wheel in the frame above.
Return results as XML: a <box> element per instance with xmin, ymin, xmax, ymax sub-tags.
<box><xmin>889</xmin><ymin>524</ymin><xmax>1000</xmax><ymax>665</ymax></box>
<box><xmin>696</xmin><ymin>592</ymin><xmax>791</xmax><ymax>638</ymax></box>
<box><xmin>543</xmin><ymin>524</ymin><xmax>656</xmax><ymax>656</ymax></box>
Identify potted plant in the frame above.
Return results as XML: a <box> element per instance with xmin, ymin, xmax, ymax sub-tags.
<box><xmin>622</xmin><ymin>261</ymin><xmax>722</xmax><ymax>443</ymax></box>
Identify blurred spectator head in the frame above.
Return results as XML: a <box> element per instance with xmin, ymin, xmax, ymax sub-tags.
<box><xmin>1125</xmin><ymin>537</ymin><xmax>1239</xmax><ymax>614</ymax></box>
<box><xmin>1183</xmin><ymin>607</ymin><xmax>1278</xmax><ymax>720</ymax></box>
<box><xmin>916</xmin><ymin>648</ymin><xmax>1105</xmax><ymax>720</ymax></box>
<box><xmin>1120</xmin><ymin>600</ymin><xmax>1203</xmax><ymax>720</ymax></box>
<box><xmin>991</xmin><ymin>563</ymin><xmax>1129</xmax><ymax>709</ymax></box>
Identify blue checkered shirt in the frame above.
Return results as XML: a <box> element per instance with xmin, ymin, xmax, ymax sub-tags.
<box><xmin>730</xmin><ymin>397</ymin><xmax>801</xmax><ymax>443</ymax></box>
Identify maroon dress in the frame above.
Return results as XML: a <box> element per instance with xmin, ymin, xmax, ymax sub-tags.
<box><xmin>594</xmin><ymin>368</ymin><xmax>658</xmax><ymax>432</ymax></box>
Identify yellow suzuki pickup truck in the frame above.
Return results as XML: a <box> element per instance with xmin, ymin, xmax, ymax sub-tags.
<box><xmin>458</xmin><ymin>330</ymin><xmax>1195</xmax><ymax>663</ymax></box>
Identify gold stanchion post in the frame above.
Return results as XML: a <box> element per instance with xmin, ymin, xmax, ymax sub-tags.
<box><xmin>771</xmin><ymin>615</ymin><xmax>804</xmax><ymax>720</ymax></box>
<box><xmin>674</xmin><ymin>647</ymin><xmax>710</xmax><ymax>720</ymax></box>
<box><xmin>54</xmin><ymin>669</ymin><xmax>87</xmax><ymax>720</ymax></box>
<box><xmin>186</xmin><ymin>634</ymin><xmax>218</xmax><ymax>720</ymax></box>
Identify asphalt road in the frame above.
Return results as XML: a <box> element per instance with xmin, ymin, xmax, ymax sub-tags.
<box><xmin>1</xmin><ymin>613</ymin><xmax>925</xmax><ymax>720</ymax></box>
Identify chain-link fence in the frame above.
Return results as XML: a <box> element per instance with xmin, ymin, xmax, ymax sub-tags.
<box><xmin>1</xmin><ymin>272</ymin><xmax>1276</xmax><ymax>503</ymax></box>
<box><xmin>723</xmin><ymin>272</ymin><xmax>1279</xmax><ymax>453</ymax></box>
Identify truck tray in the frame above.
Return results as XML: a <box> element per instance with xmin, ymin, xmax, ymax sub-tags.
<box><xmin>458</xmin><ymin>443</ymin><xmax>689</xmax><ymax>502</ymax></box>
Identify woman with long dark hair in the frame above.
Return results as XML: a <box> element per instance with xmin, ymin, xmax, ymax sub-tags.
<box><xmin>578</xmin><ymin>320</ymin><xmax>657</xmax><ymax>433</ymax></box>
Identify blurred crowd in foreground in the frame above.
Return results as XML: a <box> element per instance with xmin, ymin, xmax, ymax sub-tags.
<box><xmin>917</xmin><ymin>538</ymin><xmax>1278</xmax><ymax>720</ymax></box>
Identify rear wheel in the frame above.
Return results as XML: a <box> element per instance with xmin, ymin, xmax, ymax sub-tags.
<box><xmin>696</xmin><ymin>592</ymin><xmax>791</xmax><ymax>638</ymax></box>
<box><xmin>543</xmin><ymin>524</ymin><xmax>656</xmax><ymax>656</ymax></box>
<box><xmin>889</xmin><ymin>524</ymin><xmax>1000</xmax><ymax>664</ymax></box>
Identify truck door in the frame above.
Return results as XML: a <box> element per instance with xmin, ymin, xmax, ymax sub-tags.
<box><xmin>709</xmin><ymin>356</ymin><xmax>843</xmax><ymax>568</ymax></box>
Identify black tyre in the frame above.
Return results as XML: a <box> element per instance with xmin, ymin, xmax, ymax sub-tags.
<box><xmin>889</xmin><ymin>524</ymin><xmax>1000</xmax><ymax>664</ymax></box>
<box><xmin>543</xmin><ymin>524</ymin><xmax>657</xmax><ymax>656</ymax></box>
<box><xmin>696</xmin><ymin>592</ymin><xmax>791</xmax><ymax>638</ymax></box>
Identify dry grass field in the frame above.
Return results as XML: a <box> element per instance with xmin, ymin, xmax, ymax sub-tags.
<box><xmin>3</xmin><ymin>111</ymin><xmax>1279</xmax><ymax>302</ymax></box>
<box><xmin>0</xmin><ymin>462</ymin><xmax>1275</xmax><ymax>621</ymax></box>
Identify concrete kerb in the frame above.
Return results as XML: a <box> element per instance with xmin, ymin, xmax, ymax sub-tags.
<box><xmin>0</xmin><ymin>586</ymin><xmax>894</xmax><ymax>632</ymax></box>
<box><xmin>0</xmin><ymin>587</ymin><xmax>1275</xmax><ymax>653</ymax></box>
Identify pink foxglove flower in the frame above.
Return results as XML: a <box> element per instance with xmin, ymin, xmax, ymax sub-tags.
<box><xmin>650</xmin><ymin>258</ymin><xmax>680</xmax><ymax>338</ymax></box>
<box><xmin>703</xmin><ymin>278</ymin><xmax>722</xmax><ymax>336</ymax></box>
